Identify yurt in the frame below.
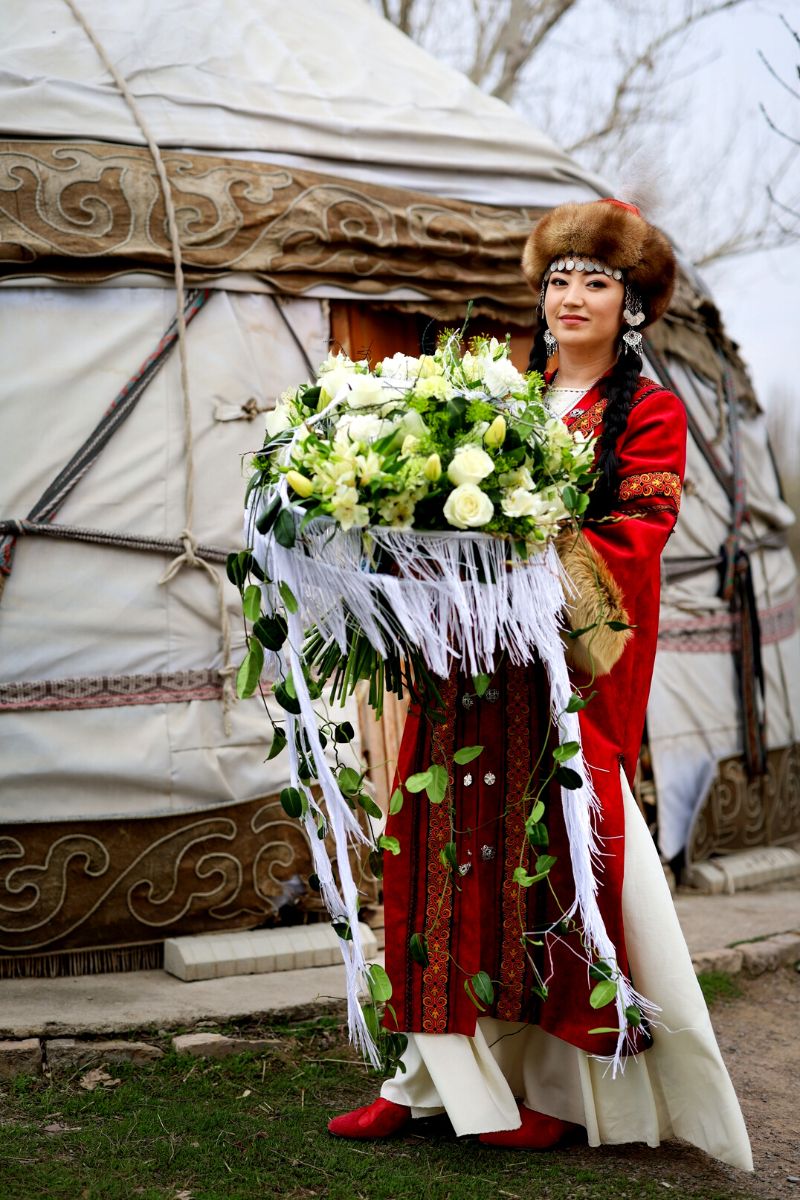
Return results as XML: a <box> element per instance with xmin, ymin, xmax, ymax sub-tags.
<box><xmin>0</xmin><ymin>0</ymin><xmax>797</xmax><ymax>974</ymax></box>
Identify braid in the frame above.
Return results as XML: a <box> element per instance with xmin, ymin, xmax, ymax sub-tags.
<box><xmin>589</xmin><ymin>346</ymin><xmax>642</xmax><ymax>516</ymax></box>
<box><xmin>527</xmin><ymin>320</ymin><xmax>549</xmax><ymax>375</ymax></box>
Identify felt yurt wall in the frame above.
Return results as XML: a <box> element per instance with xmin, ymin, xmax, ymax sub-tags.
<box><xmin>0</xmin><ymin>0</ymin><xmax>797</xmax><ymax>977</ymax></box>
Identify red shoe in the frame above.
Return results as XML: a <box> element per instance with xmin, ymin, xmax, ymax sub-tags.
<box><xmin>479</xmin><ymin>1103</ymin><xmax>576</xmax><ymax>1150</ymax></box>
<box><xmin>328</xmin><ymin>1097</ymin><xmax>411</xmax><ymax>1140</ymax></box>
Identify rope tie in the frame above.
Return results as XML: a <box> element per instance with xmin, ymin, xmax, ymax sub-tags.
<box><xmin>64</xmin><ymin>0</ymin><xmax>235</xmax><ymax>734</ymax></box>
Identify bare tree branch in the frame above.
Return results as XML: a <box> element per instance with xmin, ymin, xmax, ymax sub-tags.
<box><xmin>757</xmin><ymin>47</ymin><xmax>800</xmax><ymax>101</ymax></box>
<box><xmin>759</xmin><ymin>101</ymin><xmax>800</xmax><ymax>148</ymax></box>
<box><xmin>567</xmin><ymin>0</ymin><xmax>749</xmax><ymax>154</ymax></box>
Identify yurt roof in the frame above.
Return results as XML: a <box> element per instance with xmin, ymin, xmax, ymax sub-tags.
<box><xmin>1</xmin><ymin>0</ymin><xmax>604</xmax><ymax>205</ymax></box>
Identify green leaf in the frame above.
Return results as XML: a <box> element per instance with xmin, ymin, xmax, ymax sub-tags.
<box><xmin>255</xmin><ymin>494</ymin><xmax>281</xmax><ymax>535</ymax></box>
<box><xmin>378</xmin><ymin>834</ymin><xmax>401</xmax><ymax>856</ymax></box>
<box><xmin>358</xmin><ymin>794</ymin><xmax>383</xmax><ymax>820</ymax></box>
<box><xmin>284</xmin><ymin>672</ymin><xmax>297</xmax><ymax>699</ymax></box>
<box><xmin>607</xmin><ymin>619</ymin><xmax>636</xmax><ymax>631</ymax></box>
<box><xmin>333</xmin><ymin>721</ymin><xmax>355</xmax><ymax>743</ymax></box>
<box><xmin>368</xmin><ymin>849</ymin><xmax>384</xmax><ymax>879</ymax></box>
<box><xmin>589</xmin><ymin>979</ymin><xmax>618</xmax><ymax>1010</ymax></box>
<box><xmin>529</xmin><ymin>800</ymin><xmax>545</xmax><ymax>823</ymax></box>
<box><xmin>338</xmin><ymin>767</ymin><xmax>362</xmax><ymax>797</ymax></box>
<box><xmin>565</xmin><ymin>691</ymin><xmax>596</xmax><ymax>713</ymax></box>
<box><xmin>273</xmin><ymin>681</ymin><xmax>300</xmax><ymax>714</ymax></box>
<box><xmin>453</xmin><ymin>745</ymin><xmax>484</xmax><ymax>765</ymax></box>
<box><xmin>552</xmin><ymin>740</ymin><xmax>580</xmax><ymax>763</ymax></box>
<box><xmin>278</xmin><ymin>581</ymin><xmax>298</xmax><ymax>614</ymax></box>
<box><xmin>367</xmin><ymin>963</ymin><xmax>393</xmax><ymax>1004</ymax></box>
<box><xmin>535</xmin><ymin>854</ymin><xmax>557</xmax><ymax>875</ymax></box>
<box><xmin>472</xmin><ymin>673</ymin><xmax>491</xmax><ymax>697</ymax></box>
<box><xmin>409</xmin><ymin>932</ymin><xmax>429</xmax><ymax>967</ymax></box>
<box><xmin>439</xmin><ymin>841</ymin><xmax>457</xmax><ymax>870</ymax></box>
<box><xmin>567</xmin><ymin>622</ymin><xmax>599</xmax><ymax>640</ymax></box>
<box><xmin>235</xmin><ymin>641</ymin><xmax>264</xmax><ymax>699</ymax></box>
<box><xmin>513</xmin><ymin>866</ymin><xmax>536</xmax><ymax>888</ymax></box>
<box><xmin>274</xmin><ymin>507</ymin><xmax>297</xmax><ymax>548</ymax></box>
<box><xmin>405</xmin><ymin>770</ymin><xmax>432</xmax><ymax>794</ymax></box>
<box><xmin>308</xmin><ymin>872</ymin><xmax>321</xmax><ymax>892</ymax></box>
<box><xmin>226</xmin><ymin>550</ymin><xmax>252</xmax><ymax>589</ymax></box>
<box><xmin>589</xmin><ymin>960</ymin><xmax>614</xmax><ymax>982</ymax></box>
<box><xmin>252</xmin><ymin>613</ymin><xmax>288</xmax><ymax>651</ymax></box>
<box><xmin>332</xmin><ymin>920</ymin><xmax>352</xmax><ymax>941</ymax></box>
<box><xmin>562</xmin><ymin>484</ymin><xmax>580</xmax><ymax>512</ymax></box>
<box><xmin>587</xmin><ymin>1026</ymin><xmax>623</xmax><ymax>1035</ymax></box>
<box><xmin>525</xmin><ymin>821</ymin><xmax>549</xmax><ymax>847</ymax></box>
<box><xmin>389</xmin><ymin>787</ymin><xmax>404</xmax><ymax>816</ymax></box>
<box><xmin>556</xmin><ymin>766</ymin><xmax>583</xmax><ymax>790</ymax></box>
<box><xmin>279</xmin><ymin>786</ymin><xmax>304</xmax><ymax>818</ymax></box>
<box><xmin>624</xmin><ymin>1005</ymin><xmax>643</xmax><ymax>1027</ymax></box>
<box><xmin>426</xmin><ymin>763</ymin><xmax>449</xmax><ymax>805</ymax></box>
<box><xmin>266</xmin><ymin>728</ymin><xmax>287</xmax><ymax>761</ymax></box>
<box><xmin>466</xmin><ymin>970</ymin><xmax>495</xmax><ymax>1008</ymax></box>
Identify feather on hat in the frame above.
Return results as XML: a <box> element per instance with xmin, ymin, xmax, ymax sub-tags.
<box><xmin>521</xmin><ymin>199</ymin><xmax>676</xmax><ymax>326</ymax></box>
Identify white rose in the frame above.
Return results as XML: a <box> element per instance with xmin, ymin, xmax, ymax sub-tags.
<box><xmin>498</xmin><ymin>465</ymin><xmax>534</xmax><ymax>490</ymax></box>
<box><xmin>482</xmin><ymin>355</ymin><xmax>525</xmax><ymax>397</ymax></box>
<box><xmin>320</xmin><ymin>366</ymin><xmax>356</xmax><ymax>404</ymax></box>
<box><xmin>346</xmin><ymin>373</ymin><xmax>384</xmax><ymax>408</ymax></box>
<box><xmin>447</xmin><ymin>445</ymin><xmax>495</xmax><ymax>487</ymax></box>
<box><xmin>443</xmin><ymin>483</ymin><xmax>494</xmax><ymax>529</ymax></box>
<box><xmin>342</xmin><ymin>413</ymin><xmax>393</xmax><ymax>443</ymax></box>
<box><xmin>264</xmin><ymin>405</ymin><xmax>292</xmax><ymax>437</ymax></box>
<box><xmin>501</xmin><ymin>487</ymin><xmax>540</xmax><ymax>518</ymax></box>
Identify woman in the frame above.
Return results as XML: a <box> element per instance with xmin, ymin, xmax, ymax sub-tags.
<box><xmin>328</xmin><ymin>199</ymin><xmax>752</xmax><ymax>1171</ymax></box>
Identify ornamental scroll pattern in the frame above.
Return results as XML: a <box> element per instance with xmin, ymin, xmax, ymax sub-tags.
<box><xmin>618</xmin><ymin>471</ymin><xmax>682</xmax><ymax>511</ymax></box>
<box><xmin>0</xmin><ymin>795</ymin><xmax>378</xmax><ymax>956</ymax></box>
<box><xmin>687</xmin><ymin>743</ymin><xmax>800</xmax><ymax>862</ymax></box>
<box><xmin>0</xmin><ymin>141</ymin><xmax>543</xmax><ymax>323</ymax></box>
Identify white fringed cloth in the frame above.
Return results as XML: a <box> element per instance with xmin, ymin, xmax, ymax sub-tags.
<box><xmin>247</xmin><ymin>497</ymin><xmax>657</xmax><ymax>1070</ymax></box>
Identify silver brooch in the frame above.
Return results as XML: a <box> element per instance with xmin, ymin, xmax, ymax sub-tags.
<box><xmin>461</xmin><ymin>694</ymin><xmax>474</xmax><ymax>710</ymax></box>
<box><xmin>463</xmin><ymin>773</ymin><xmax>473</xmax><ymax>787</ymax></box>
<box><xmin>457</xmin><ymin>862</ymin><xmax>472</xmax><ymax>876</ymax></box>
<box><xmin>485</xmin><ymin>688</ymin><xmax>500</xmax><ymax>703</ymax></box>
<box><xmin>481</xmin><ymin>845</ymin><xmax>496</xmax><ymax>861</ymax></box>
<box><xmin>483</xmin><ymin>772</ymin><xmax>496</xmax><ymax>786</ymax></box>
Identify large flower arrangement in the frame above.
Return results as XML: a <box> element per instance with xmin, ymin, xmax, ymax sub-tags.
<box><xmin>232</xmin><ymin>327</ymin><xmax>652</xmax><ymax>1076</ymax></box>
<box><xmin>259</xmin><ymin>334</ymin><xmax>595</xmax><ymax>541</ymax></box>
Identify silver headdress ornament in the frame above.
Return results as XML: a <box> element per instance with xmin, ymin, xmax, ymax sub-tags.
<box><xmin>622</xmin><ymin>285</ymin><xmax>645</xmax><ymax>354</ymax></box>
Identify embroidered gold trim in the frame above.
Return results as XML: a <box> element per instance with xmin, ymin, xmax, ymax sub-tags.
<box><xmin>618</xmin><ymin>470</ymin><xmax>682</xmax><ymax>509</ymax></box>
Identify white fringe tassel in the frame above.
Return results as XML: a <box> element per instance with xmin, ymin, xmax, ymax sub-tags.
<box><xmin>247</xmin><ymin>493</ymin><xmax>658</xmax><ymax>1074</ymax></box>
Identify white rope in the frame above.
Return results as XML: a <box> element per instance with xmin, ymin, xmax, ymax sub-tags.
<box><xmin>62</xmin><ymin>0</ymin><xmax>235</xmax><ymax>732</ymax></box>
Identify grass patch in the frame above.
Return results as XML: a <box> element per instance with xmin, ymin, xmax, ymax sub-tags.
<box><xmin>697</xmin><ymin>970</ymin><xmax>743</xmax><ymax>1007</ymax></box>
<box><xmin>0</xmin><ymin>1020</ymin><xmax>753</xmax><ymax>1200</ymax></box>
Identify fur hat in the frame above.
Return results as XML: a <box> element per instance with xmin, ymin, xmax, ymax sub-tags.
<box><xmin>521</xmin><ymin>199</ymin><xmax>676</xmax><ymax>326</ymax></box>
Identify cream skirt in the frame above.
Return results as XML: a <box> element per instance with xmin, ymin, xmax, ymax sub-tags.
<box><xmin>381</xmin><ymin>770</ymin><xmax>753</xmax><ymax>1171</ymax></box>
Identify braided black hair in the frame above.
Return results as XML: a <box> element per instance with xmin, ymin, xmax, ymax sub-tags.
<box><xmin>527</xmin><ymin>317</ymin><xmax>642</xmax><ymax>517</ymax></box>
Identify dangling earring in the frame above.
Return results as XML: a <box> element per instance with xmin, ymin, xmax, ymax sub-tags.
<box><xmin>544</xmin><ymin>329</ymin><xmax>558</xmax><ymax>356</ymax></box>
<box><xmin>622</xmin><ymin>286</ymin><xmax>645</xmax><ymax>354</ymax></box>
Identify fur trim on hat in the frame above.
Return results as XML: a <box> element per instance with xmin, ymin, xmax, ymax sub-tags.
<box><xmin>556</xmin><ymin>530</ymin><xmax>632</xmax><ymax>676</ymax></box>
<box><xmin>522</xmin><ymin>200</ymin><xmax>676</xmax><ymax>325</ymax></box>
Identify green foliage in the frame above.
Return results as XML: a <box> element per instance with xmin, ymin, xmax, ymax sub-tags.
<box><xmin>279</xmin><ymin>786</ymin><xmax>305</xmax><ymax>818</ymax></box>
<box><xmin>236</xmin><ymin>640</ymin><xmax>264</xmax><ymax>699</ymax></box>
<box><xmin>453</xmin><ymin>744</ymin><xmax>484</xmax><ymax>765</ymax></box>
<box><xmin>697</xmin><ymin>970</ymin><xmax>743</xmax><ymax>1007</ymax></box>
<box><xmin>589</xmin><ymin>979</ymin><xmax>618</xmax><ymax>1010</ymax></box>
<box><xmin>409</xmin><ymin>932</ymin><xmax>429</xmax><ymax>966</ymax></box>
<box><xmin>378</xmin><ymin>835</ymin><xmax>400</xmax><ymax>856</ymax></box>
<box><xmin>464</xmin><ymin>970</ymin><xmax>495</xmax><ymax>1011</ymax></box>
<box><xmin>278</xmin><ymin>580</ymin><xmax>298</xmax><ymax>613</ymax></box>
<box><xmin>389</xmin><ymin>787</ymin><xmax>404</xmax><ymax>815</ymax></box>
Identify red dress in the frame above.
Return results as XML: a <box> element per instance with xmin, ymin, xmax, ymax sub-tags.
<box><xmin>383</xmin><ymin>376</ymin><xmax>687</xmax><ymax>1057</ymax></box>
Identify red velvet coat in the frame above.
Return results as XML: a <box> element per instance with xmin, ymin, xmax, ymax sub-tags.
<box><xmin>383</xmin><ymin>377</ymin><xmax>687</xmax><ymax>1056</ymax></box>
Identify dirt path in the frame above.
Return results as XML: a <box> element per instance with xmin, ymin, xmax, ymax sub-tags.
<box><xmin>559</xmin><ymin>967</ymin><xmax>800</xmax><ymax>1200</ymax></box>
<box><xmin>711</xmin><ymin>967</ymin><xmax>800</xmax><ymax>1199</ymax></box>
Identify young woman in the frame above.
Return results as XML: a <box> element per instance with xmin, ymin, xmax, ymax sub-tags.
<box><xmin>328</xmin><ymin>199</ymin><xmax>752</xmax><ymax>1171</ymax></box>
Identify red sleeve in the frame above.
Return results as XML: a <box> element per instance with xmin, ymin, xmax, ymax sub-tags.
<box><xmin>582</xmin><ymin>388</ymin><xmax>687</xmax><ymax>608</ymax></box>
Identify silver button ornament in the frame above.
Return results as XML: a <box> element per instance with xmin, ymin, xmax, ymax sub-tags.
<box><xmin>481</xmin><ymin>845</ymin><xmax>496</xmax><ymax>861</ymax></box>
<box><xmin>483</xmin><ymin>772</ymin><xmax>496</xmax><ymax>786</ymax></box>
<box><xmin>485</xmin><ymin>688</ymin><xmax>500</xmax><ymax>703</ymax></box>
<box><xmin>461</xmin><ymin>694</ymin><xmax>474</xmax><ymax>710</ymax></box>
<box><xmin>463</xmin><ymin>773</ymin><xmax>473</xmax><ymax>787</ymax></box>
<box><xmin>457</xmin><ymin>862</ymin><xmax>472</xmax><ymax>876</ymax></box>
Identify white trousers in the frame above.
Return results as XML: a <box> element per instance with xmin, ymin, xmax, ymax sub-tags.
<box><xmin>381</xmin><ymin>770</ymin><xmax>753</xmax><ymax>1172</ymax></box>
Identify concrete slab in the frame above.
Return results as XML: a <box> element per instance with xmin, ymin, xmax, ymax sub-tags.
<box><xmin>1</xmin><ymin>886</ymin><xmax>797</xmax><ymax>1038</ymax></box>
<box><xmin>673</xmin><ymin>886</ymin><xmax>800</xmax><ymax>954</ymax></box>
<box><xmin>0</xmin><ymin>961</ymin><xmax>355</xmax><ymax>1039</ymax></box>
